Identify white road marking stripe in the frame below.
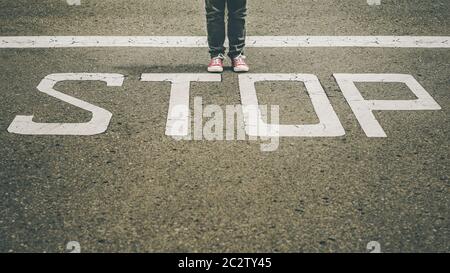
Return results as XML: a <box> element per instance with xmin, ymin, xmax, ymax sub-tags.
<box><xmin>0</xmin><ymin>36</ymin><xmax>449</xmax><ymax>48</ymax></box>
<box><xmin>66</xmin><ymin>0</ymin><xmax>81</xmax><ymax>5</ymax></box>
<box><xmin>367</xmin><ymin>0</ymin><xmax>381</xmax><ymax>6</ymax></box>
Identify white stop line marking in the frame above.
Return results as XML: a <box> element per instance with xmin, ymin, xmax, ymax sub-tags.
<box><xmin>367</xmin><ymin>0</ymin><xmax>381</xmax><ymax>6</ymax></box>
<box><xmin>0</xmin><ymin>36</ymin><xmax>449</xmax><ymax>48</ymax></box>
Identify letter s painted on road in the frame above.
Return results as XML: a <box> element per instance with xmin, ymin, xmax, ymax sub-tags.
<box><xmin>8</xmin><ymin>73</ymin><xmax>124</xmax><ymax>136</ymax></box>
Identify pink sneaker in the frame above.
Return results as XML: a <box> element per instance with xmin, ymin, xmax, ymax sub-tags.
<box><xmin>207</xmin><ymin>54</ymin><xmax>225</xmax><ymax>73</ymax></box>
<box><xmin>231</xmin><ymin>53</ymin><xmax>249</xmax><ymax>72</ymax></box>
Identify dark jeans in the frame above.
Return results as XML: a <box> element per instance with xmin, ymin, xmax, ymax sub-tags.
<box><xmin>205</xmin><ymin>0</ymin><xmax>247</xmax><ymax>58</ymax></box>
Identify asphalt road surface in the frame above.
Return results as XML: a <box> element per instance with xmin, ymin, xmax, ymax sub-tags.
<box><xmin>0</xmin><ymin>0</ymin><xmax>449</xmax><ymax>253</ymax></box>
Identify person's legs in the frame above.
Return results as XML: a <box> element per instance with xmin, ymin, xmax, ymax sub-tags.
<box><xmin>205</xmin><ymin>0</ymin><xmax>226</xmax><ymax>57</ymax></box>
<box><xmin>226</xmin><ymin>0</ymin><xmax>247</xmax><ymax>58</ymax></box>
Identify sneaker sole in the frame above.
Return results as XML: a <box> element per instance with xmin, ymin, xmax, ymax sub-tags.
<box><xmin>233</xmin><ymin>66</ymin><xmax>249</xmax><ymax>73</ymax></box>
<box><xmin>207</xmin><ymin>66</ymin><xmax>224</xmax><ymax>73</ymax></box>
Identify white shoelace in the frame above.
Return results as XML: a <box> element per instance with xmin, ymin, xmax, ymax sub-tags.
<box><xmin>212</xmin><ymin>54</ymin><xmax>225</xmax><ymax>65</ymax></box>
<box><xmin>234</xmin><ymin>53</ymin><xmax>246</xmax><ymax>61</ymax></box>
